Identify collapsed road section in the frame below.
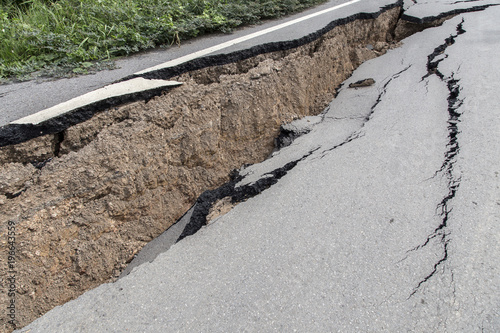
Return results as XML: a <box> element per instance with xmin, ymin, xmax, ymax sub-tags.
<box><xmin>10</xmin><ymin>3</ymin><xmax>500</xmax><ymax>332</ymax></box>
<box><xmin>0</xmin><ymin>0</ymin><xmax>498</xmax><ymax>331</ymax></box>
<box><xmin>0</xmin><ymin>3</ymin><xmax>403</xmax><ymax>330</ymax></box>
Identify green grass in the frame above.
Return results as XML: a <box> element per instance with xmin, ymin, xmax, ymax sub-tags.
<box><xmin>0</xmin><ymin>0</ymin><xmax>327</xmax><ymax>81</ymax></box>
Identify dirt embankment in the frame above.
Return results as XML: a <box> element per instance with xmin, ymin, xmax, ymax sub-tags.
<box><xmin>0</xmin><ymin>6</ymin><xmax>426</xmax><ymax>332</ymax></box>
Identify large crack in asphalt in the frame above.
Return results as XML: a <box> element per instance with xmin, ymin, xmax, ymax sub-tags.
<box><xmin>120</xmin><ymin>62</ymin><xmax>417</xmax><ymax>278</ymax></box>
<box><xmin>1</xmin><ymin>6</ymin><xmax>409</xmax><ymax>331</ymax></box>
<box><xmin>408</xmin><ymin>19</ymin><xmax>466</xmax><ymax>298</ymax></box>
<box><xmin>122</xmin><ymin>58</ymin><xmax>418</xmax><ymax>276</ymax></box>
<box><xmin>394</xmin><ymin>1</ymin><xmax>498</xmax><ymax>40</ymax></box>
<box><xmin>2</xmin><ymin>3</ymin><xmax>498</xmax><ymax>332</ymax></box>
<box><xmin>401</xmin><ymin>1</ymin><xmax>498</xmax><ymax>24</ymax></box>
<box><xmin>118</xmin><ymin>4</ymin><xmax>499</xmax><ymax>286</ymax></box>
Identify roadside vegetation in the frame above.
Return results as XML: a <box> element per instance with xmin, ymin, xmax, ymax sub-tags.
<box><xmin>0</xmin><ymin>0</ymin><xmax>327</xmax><ymax>81</ymax></box>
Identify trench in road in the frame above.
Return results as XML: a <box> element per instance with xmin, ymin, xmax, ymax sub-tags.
<box><xmin>0</xmin><ymin>5</ymin><xmax>405</xmax><ymax>330</ymax></box>
<box><xmin>1</xmin><ymin>2</ymin><xmax>498</xmax><ymax>332</ymax></box>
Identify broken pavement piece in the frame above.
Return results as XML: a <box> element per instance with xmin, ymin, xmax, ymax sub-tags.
<box><xmin>349</xmin><ymin>78</ymin><xmax>376</xmax><ymax>88</ymax></box>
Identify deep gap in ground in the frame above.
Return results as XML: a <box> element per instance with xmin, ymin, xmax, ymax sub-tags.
<box><xmin>1</xmin><ymin>3</ymin><xmax>494</xmax><ymax>331</ymax></box>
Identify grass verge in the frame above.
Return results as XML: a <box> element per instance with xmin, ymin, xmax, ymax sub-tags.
<box><xmin>0</xmin><ymin>0</ymin><xmax>327</xmax><ymax>81</ymax></box>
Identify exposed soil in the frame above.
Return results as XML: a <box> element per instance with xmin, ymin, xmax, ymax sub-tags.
<box><xmin>0</xmin><ymin>5</ymin><xmax>449</xmax><ymax>332</ymax></box>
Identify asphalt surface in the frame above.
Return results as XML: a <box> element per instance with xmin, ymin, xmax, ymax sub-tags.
<box><xmin>13</xmin><ymin>0</ymin><xmax>500</xmax><ymax>332</ymax></box>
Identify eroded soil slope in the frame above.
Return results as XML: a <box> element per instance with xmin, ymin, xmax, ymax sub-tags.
<box><xmin>0</xmin><ymin>8</ymin><xmax>402</xmax><ymax>332</ymax></box>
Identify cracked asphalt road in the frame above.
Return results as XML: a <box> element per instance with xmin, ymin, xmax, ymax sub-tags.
<box><xmin>15</xmin><ymin>1</ymin><xmax>500</xmax><ymax>332</ymax></box>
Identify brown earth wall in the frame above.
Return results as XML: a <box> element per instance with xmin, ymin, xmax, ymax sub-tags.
<box><xmin>0</xmin><ymin>8</ymin><xmax>404</xmax><ymax>332</ymax></box>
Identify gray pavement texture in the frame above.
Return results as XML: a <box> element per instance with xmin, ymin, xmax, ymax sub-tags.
<box><xmin>14</xmin><ymin>0</ymin><xmax>500</xmax><ymax>332</ymax></box>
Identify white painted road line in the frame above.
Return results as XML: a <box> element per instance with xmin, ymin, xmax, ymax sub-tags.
<box><xmin>134</xmin><ymin>0</ymin><xmax>363</xmax><ymax>75</ymax></box>
<box><xmin>11</xmin><ymin>78</ymin><xmax>183</xmax><ymax>125</ymax></box>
